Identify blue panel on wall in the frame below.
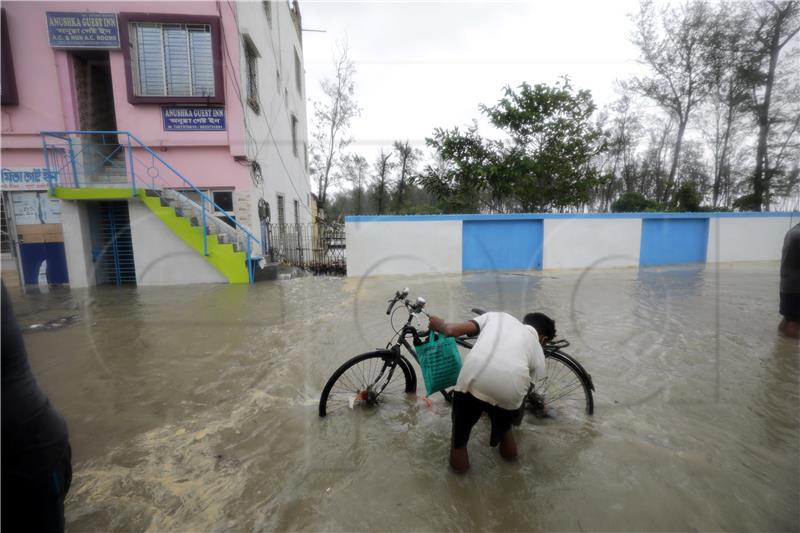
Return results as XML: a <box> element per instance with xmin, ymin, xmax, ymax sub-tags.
<box><xmin>20</xmin><ymin>243</ymin><xmax>69</xmax><ymax>285</ymax></box>
<box><xmin>462</xmin><ymin>220</ymin><xmax>543</xmax><ymax>271</ymax></box>
<box><xmin>640</xmin><ymin>219</ymin><xmax>709</xmax><ymax>266</ymax></box>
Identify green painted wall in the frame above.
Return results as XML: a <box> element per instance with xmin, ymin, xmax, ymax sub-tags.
<box><xmin>53</xmin><ymin>187</ymin><xmax>134</xmax><ymax>200</ymax></box>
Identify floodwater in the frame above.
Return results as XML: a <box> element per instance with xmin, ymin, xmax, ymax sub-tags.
<box><xmin>8</xmin><ymin>262</ymin><xmax>799</xmax><ymax>532</ymax></box>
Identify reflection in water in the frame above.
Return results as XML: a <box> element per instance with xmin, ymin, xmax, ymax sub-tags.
<box><xmin>10</xmin><ymin>263</ymin><xmax>798</xmax><ymax>532</ymax></box>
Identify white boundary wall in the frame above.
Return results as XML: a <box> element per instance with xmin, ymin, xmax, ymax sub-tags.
<box><xmin>707</xmin><ymin>216</ymin><xmax>796</xmax><ymax>263</ymax></box>
<box><xmin>543</xmin><ymin>218</ymin><xmax>642</xmax><ymax>269</ymax></box>
<box><xmin>346</xmin><ymin>214</ymin><xmax>798</xmax><ymax>278</ymax></box>
<box><xmin>346</xmin><ymin>220</ymin><xmax>462</xmax><ymax>277</ymax></box>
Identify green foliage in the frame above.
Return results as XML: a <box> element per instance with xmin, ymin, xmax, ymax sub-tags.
<box><xmin>732</xmin><ymin>193</ymin><xmax>761</xmax><ymax>211</ymax></box>
<box><xmin>419</xmin><ymin>79</ymin><xmax>606</xmax><ymax>213</ymax></box>
<box><xmin>611</xmin><ymin>192</ymin><xmax>660</xmax><ymax>212</ymax></box>
<box><xmin>671</xmin><ymin>182</ymin><xmax>704</xmax><ymax>212</ymax></box>
<box><xmin>396</xmin><ymin>203</ymin><xmax>443</xmax><ymax>215</ymax></box>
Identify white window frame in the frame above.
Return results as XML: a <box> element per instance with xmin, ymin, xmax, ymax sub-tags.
<box><xmin>129</xmin><ymin>22</ymin><xmax>215</xmax><ymax>98</ymax></box>
<box><xmin>243</xmin><ymin>35</ymin><xmax>260</xmax><ymax>113</ymax></box>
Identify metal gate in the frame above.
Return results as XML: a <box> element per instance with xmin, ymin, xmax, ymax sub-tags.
<box><xmin>88</xmin><ymin>201</ymin><xmax>136</xmax><ymax>285</ymax></box>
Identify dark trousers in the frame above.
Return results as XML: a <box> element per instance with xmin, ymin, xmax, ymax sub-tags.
<box><xmin>1</xmin><ymin>445</ymin><xmax>72</xmax><ymax>533</ymax></box>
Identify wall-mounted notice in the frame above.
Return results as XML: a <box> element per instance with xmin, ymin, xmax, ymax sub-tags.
<box><xmin>46</xmin><ymin>12</ymin><xmax>120</xmax><ymax>48</ymax></box>
<box><xmin>11</xmin><ymin>192</ymin><xmax>62</xmax><ymax>225</ymax></box>
<box><xmin>163</xmin><ymin>107</ymin><xmax>226</xmax><ymax>131</ymax></box>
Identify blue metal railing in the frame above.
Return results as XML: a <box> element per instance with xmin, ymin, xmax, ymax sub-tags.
<box><xmin>41</xmin><ymin>130</ymin><xmax>260</xmax><ymax>284</ymax></box>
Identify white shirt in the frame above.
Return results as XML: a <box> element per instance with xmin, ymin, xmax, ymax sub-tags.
<box><xmin>455</xmin><ymin>311</ymin><xmax>546</xmax><ymax>410</ymax></box>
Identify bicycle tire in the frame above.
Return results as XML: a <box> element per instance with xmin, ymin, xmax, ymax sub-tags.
<box><xmin>528</xmin><ymin>351</ymin><xmax>594</xmax><ymax>419</ymax></box>
<box><xmin>319</xmin><ymin>351</ymin><xmax>416</xmax><ymax>417</ymax></box>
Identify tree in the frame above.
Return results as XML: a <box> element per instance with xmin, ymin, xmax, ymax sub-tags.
<box><xmin>343</xmin><ymin>153</ymin><xmax>369</xmax><ymax>215</ymax></box>
<box><xmin>421</xmin><ymin>80</ymin><xmax>606</xmax><ymax>213</ymax></box>
<box><xmin>631</xmin><ymin>0</ymin><xmax>715</xmax><ymax>202</ymax></box>
<box><xmin>637</xmin><ymin>115</ymin><xmax>675</xmax><ymax>200</ymax></box>
<box><xmin>419</xmin><ymin>123</ymin><xmax>490</xmax><ymax>213</ymax></box>
<box><xmin>372</xmin><ymin>148</ymin><xmax>394</xmax><ymax>215</ymax></box>
<box><xmin>701</xmin><ymin>2</ymin><xmax>751</xmax><ymax>207</ymax></box>
<box><xmin>392</xmin><ymin>140</ymin><xmax>422</xmax><ymax>210</ymax></box>
<box><xmin>610</xmin><ymin>92</ymin><xmax>644</xmax><ymax>194</ymax></box>
<box><xmin>742</xmin><ymin>0</ymin><xmax>800</xmax><ymax>210</ymax></box>
<box><xmin>309</xmin><ymin>46</ymin><xmax>360</xmax><ymax>214</ymax></box>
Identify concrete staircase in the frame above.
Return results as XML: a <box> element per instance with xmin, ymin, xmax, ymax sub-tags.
<box><xmin>139</xmin><ymin>189</ymin><xmax>250</xmax><ymax>283</ymax></box>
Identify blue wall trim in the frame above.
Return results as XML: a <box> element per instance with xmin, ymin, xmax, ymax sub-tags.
<box><xmin>462</xmin><ymin>220</ymin><xmax>543</xmax><ymax>271</ymax></box>
<box><xmin>346</xmin><ymin>211</ymin><xmax>798</xmax><ymax>223</ymax></box>
<box><xmin>640</xmin><ymin>219</ymin><xmax>710</xmax><ymax>266</ymax></box>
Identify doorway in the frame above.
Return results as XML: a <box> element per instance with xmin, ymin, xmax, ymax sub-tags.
<box><xmin>88</xmin><ymin>201</ymin><xmax>136</xmax><ymax>286</ymax></box>
<box><xmin>71</xmin><ymin>51</ymin><xmax>123</xmax><ymax>184</ymax></box>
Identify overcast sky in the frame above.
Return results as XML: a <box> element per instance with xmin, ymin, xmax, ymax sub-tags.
<box><xmin>301</xmin><ymin>0</ymin><xmax>647</xmax><ymax>165</ymax></box>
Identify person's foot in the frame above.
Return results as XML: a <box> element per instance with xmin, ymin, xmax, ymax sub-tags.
<box><xmin>450</xmin><ymin>447</ymin><xmax>470</xmax><ymax>473</ymax></box>
<box><xmin>499</xmin><ymin>431</ymin><xmax>517</xmax><ymax>461</ymax></box>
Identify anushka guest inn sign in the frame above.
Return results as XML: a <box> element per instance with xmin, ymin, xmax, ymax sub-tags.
<box><xmin>46</xmin><ymin>12</ymin><xmax>120</xmax><ymax>48</ymax></box>
<box><xmin>162</xmin><ymin>107</ymin><xmax>226</xmax><ymax>132</ymax></box>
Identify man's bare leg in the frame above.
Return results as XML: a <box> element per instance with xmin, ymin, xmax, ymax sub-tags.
<box><xmin>450</xmin><ymin>446</ymin><xmax>470</xmax><ymax>473</ymax></box>
<box><xmin>779</xmin><ymin>318</ymin><xmax>800</xmax><ymax>339</ymax></box>
<box><xmin>499</xmin><ymin>431</ymin><xmax>518</xmax><ymax>461</ymax></box>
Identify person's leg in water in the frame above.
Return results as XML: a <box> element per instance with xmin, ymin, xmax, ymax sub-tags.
<box><xmin>499</xmin><ymin>430</ymin><xmax>518</xmax><ymax>460</ymax></box>
<box><xmin>779</xmin><ymin>293</ymin><xmax>800</xmax><ymax>339</ymax></box>
<box><xmin>489</xmin><ymin>405</ymin><xmax>518</xmax><ymax>461</ymax></box>
<box><xmin>779</xmin><ymin>318</ymin><xmax>800</xmax><ymax>338</ymax></box>
<box><xmin>450</xmin><ymin>392</ymin><xmax>483</xmax><ymax>473</ymax></box>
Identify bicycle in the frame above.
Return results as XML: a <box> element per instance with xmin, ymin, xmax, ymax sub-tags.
<box><xmin>318</xmin><ymin>288</ymin><xmax>595</xmax><ymax>420</ymax></box>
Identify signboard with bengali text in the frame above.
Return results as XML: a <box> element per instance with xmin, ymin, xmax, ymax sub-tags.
<box><xmin>163</xmin><ymin>106</ymin><xmax>226</xmax><ymax>132</ymax></box>
<box><xmin>46</xmin><ymin>12</ymin><xmax>120</xmax><ymax>49</ymax></box>
<box><xmin>1</xmin><ymin>168</ymin><xmax>57</xmax><ymax>191</ymax></box>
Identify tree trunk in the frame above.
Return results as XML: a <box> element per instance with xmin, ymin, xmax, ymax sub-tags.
<box><xmin>377</xmin><ymin>180</ymin><xmax>385</xmax><ymax>214</ymax></box>
<box><xmin>664</xmin><ymin>117</ymin><xmax>688</xmax><ymax>203</ymax></box>
<box><xmin>753</xmin><ymin>5</ymin><xmax>792</xmax><ymax>212</ymax></box>
<box><xmin>714</xmin><ymin>103</ymin><xmax>736</xmax><ymax>208</ymax></box>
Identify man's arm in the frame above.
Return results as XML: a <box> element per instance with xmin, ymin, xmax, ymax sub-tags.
<box><xmin>428</xmin><ymin>315</ymin><xmax>479</xmax><ymax>338</ymax></box>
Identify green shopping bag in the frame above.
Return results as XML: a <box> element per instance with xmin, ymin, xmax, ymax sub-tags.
<box><xmin>416</xmin><ymin>331</ymin><xmax>463</xmax><ymax>395</ymax></box>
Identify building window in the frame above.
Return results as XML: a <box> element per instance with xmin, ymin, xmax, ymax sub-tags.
<box><xmin>304</xmin><ymin>142</ymin><xmax>308</xmax><ymax>171</ymax></box>
<box><xmin>1</xmin><ymin>9</ymin><xmax>18</xmax><ymax>106</ymax></box>
<box><xmin>120</xmin><ymin>13</ymin><xmax>223</xmax><ymax>104</ymax></box>
<box><xmin>294</xmin><ymin>48</ymin><xmax>302</xmax><ymax>95</ymax></box>
<box><xmin>212</xmin><ymin>190</ymin><xmax>234</xmax><ymax>212</ymax></box>
<box><xmin>277</xmin><ymin>194</ymin><xmax>286</xmax><ymax>236</ymax></box>
<box><xmin>290</xmin><ymin>115</ymin><xmax>298</xmax><ymax>157</ymax></box>
<box><xmin>294</xmin><ymin>199</ymin><xmax>300</xmax><ymax>225</ymax></box>
<box><xmin>243</xmin><ymin>36</ymin><xmax>260</xmax><ymax>113</ymax></box>
<box><xmin>263</xmin><ymin>1</ymin><xmax>273</xmax><ymax>26</ymax></box>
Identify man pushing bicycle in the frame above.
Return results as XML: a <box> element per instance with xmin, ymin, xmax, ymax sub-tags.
<box><xmin>428</xmin><ymin>311</ymin><xmax>555</xmax><ymax>473</ymax></box>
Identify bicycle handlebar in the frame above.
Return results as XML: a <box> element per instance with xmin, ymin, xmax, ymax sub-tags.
<box><xmin>386</xmin><ymin>287</ymin><xmax>410</xmax><ymax>315</ymax></box>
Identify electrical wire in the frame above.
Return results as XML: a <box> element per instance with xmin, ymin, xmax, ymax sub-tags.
<box><xmin>222</xmin><ymin>1</ymin><xmax>320</xmax><ymax>223</ymax></box>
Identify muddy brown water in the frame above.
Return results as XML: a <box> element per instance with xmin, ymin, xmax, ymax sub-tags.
<box><xmin>8</xmin><ymin>263</ymin><xmax>799</xmax><ymax>531</ymax></box>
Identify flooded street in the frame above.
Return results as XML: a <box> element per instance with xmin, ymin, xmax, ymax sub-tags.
<box><xmin>9</xmin><ymin>262</ymin><xmax>799</xmax><ymax>532</ymax></box>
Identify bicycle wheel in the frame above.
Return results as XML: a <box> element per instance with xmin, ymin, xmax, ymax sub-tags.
<box><xmin>319</xmin><ymin>351</ymin><xmax>415</xmax><ymax>417</ymax></box>
<box><xmin>528</xmin><ymin>351</ymin><xmax>594</xmax><ymax>420</ymax></box>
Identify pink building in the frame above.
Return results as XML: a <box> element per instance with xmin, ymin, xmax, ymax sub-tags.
<box><xmin>1</xmin><ymin>1</ymin><xmax>312</xmax><ymax>286</ymax></box>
